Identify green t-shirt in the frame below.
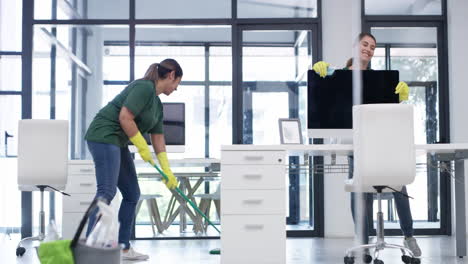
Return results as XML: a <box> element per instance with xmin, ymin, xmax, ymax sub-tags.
<box><xmin>85</xmin><ymin>79</ymin><xmax>164</xmax><ymax>147</ymax></box>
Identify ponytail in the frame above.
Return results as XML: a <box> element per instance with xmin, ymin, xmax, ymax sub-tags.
<box><xmin>142</xmin><ymin>58</ymin><xmax>183</xmax><ymax>81</ymax></box>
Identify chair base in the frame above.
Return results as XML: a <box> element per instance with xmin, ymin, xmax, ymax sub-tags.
<box><xmin>344</xmin><ymin>241</ymin><xmax>419</xmax><ymax>264</ymax></box>
<box><xmin>16</xmin><ymin>186</ymin><xmax>47</xmax><ymax>257</ymax></box>
<box><xmin>344</xmin><ymin>191</ymin><xmax>420</xmax><ymax>264</ymax></box>
<box><xmin>16</xmin><ymin>235</ymin><xmax>45</xmax><ymax>256</ymax></box>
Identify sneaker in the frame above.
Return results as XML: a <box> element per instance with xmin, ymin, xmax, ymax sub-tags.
<box><xmin>404</xmin><ymin>237</ymin><xmax>422</xmax><ymax>257</ymax></box>
<box><xmin>122</xmin><ymin>247</ymin><xmax>149</xmax><ymax>261</ymax></box>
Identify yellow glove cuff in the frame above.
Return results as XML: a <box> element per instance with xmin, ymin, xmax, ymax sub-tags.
<box><xmin>130</xmin><ymin>132</ymin><xmax>154</xmax><ymax>165</ymax></box>
<box><xmin>156</xmin><ymin>152</ymin><xmax>170</xmax><ymax>170</ymax></box>
<box><xmin>129</xmin><ymin>131</ymin><xmax>147</xmax><ymax>148</ymax></box>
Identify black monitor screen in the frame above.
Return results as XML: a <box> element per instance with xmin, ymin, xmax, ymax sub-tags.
<box><xmin>307</xmin><ymin>70</ymin><xmax>353</xmax><ymax>129</ymax></box>
<box><xmin>162</xmin><ymin>103</ymin><xmax>185</xmax><ymax>145</ymax></box>
<box><xmin>362</xmin><ymin>70</ymin><xmax>399</xmax><ymax>104</ymax></box>
<box><xmin>307</xmin><ymin>70</ymin><xmax>399</xmax><ymax>129</ymax></box>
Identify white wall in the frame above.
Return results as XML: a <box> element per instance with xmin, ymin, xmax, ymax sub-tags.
<box><xmin>321</xmin><ymin>0</ymin><xmax>356</xmax><ymax>238</ymax></box>
<box><xmin>447</xmin><ymin>0</ymin><xmax>468</xmax><ymax>234</ymax></box>
<box><xmin>85</xmin><ymin>28</ymin><xmax>104</xmax><ymax>137</ymax></box>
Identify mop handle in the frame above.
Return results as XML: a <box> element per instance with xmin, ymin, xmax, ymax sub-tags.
<box><xmin>151</xmin><ymin>163</ymin><xmax>221</xmax><ymax>234</ymax></box>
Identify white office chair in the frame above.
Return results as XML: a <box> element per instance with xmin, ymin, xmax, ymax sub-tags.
<box><xmin>344</xmin><ymin>104</ymin><xmax>419</xmax><ymax>264</ymax></box>
<box><xmin>16</xmin><ymin>120</ymin><xmax>69</xmax><ymax>257</ymax></box>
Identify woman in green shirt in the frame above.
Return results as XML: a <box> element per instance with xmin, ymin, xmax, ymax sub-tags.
<box><xmin>85</xmin><ymin>59</ymin><xmax>182</xmax><ymax>261</ymax></box>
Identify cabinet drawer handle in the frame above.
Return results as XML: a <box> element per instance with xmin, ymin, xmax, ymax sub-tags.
<box><xmin>79</xmin><ymin>169</ymin><xmax>94</xmax><ymax>173</ymax></box>
<box><xmin>79</xmin><ymin>201</ymin><xmax>92</xmax><ymax>205</ymax></box>
<box><xmin>79</xmin><ymin>183</ymin><xmax>93</xmax><ymax>187</ymax></box>
<box><xmin>245</xmin><ymin>224</ymin><xmax>264</xmax><ymax>230</ymax></box>
<box><xmin>244</xmin><ymin>156</ymin><xmax>263</xmax><ymax>161</ymax></box>
<box><xmin>244</xmin><ymin>174</ymin><xmax>262</xmax><ymax>179</ymax></box>
<box><xmin>243</xmin><ymin>199</ymin><xmax>263</xmax><ymax>204</ymax></box>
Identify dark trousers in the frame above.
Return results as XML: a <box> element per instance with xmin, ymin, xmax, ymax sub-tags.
<box><xmin>86</xmin><ymin>141</ymin><xmax>140</xmax><ymax>249</ymax></box>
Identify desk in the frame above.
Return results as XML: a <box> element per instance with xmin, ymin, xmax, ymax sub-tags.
<box><xmin>63</xmin><ymin>159</ymin><xmax>220</xmax><ymax>239</ymax></box>
<box><xmin>137</xmin><ymin>159</ymin><xmax>220</xmax><ymax>234</ymax></box>
<box><xmin>220</xmin><ymin>143</ymin><xmax>468</xmax><ymax>263</ymax></box>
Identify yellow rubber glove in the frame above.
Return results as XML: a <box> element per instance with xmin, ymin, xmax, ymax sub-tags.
<box><xmin>156</xmin><ymin>152</ymin><xmax>178</xmax><ymax>190</ymax></box>
<box><xmin>129</xmin><ymin>131</ymin><xmax>154</xmax><ymax>165</ymax></box>
<box><xmin>395</xmin><ymin>81</ymin><xmax>410</xmax><ymax>102</ymax></box>
<box><xmin>312</xmin><ymin>61</ymin><xmax>330</xmax><ymax>78</ymax></box>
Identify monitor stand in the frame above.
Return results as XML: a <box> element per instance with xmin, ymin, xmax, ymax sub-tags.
<box><xmin>307</xmin><ymin>129</ymin><xmax>352</xmax><ymax>141</ymax></box>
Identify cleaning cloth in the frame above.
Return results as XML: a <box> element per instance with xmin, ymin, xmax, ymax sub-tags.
<box><xmin>37</xmin><ymin>239</ymin><xmax>74</xmax><ymax>264</ymax></box>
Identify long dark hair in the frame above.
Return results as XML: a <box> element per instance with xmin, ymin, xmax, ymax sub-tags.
<box><xmin>357</xmin><ymin>32</ymin><xmax>377</xmax><ymax>44</ymax></box>
<box><xmin>142</xmin><ymin>58</ymin><xmax>183</xmax><ymax>81</ymax></box>
<box><xmin>347</xmin><ymin>33</ymin><xmax>377</xmax><ymax>68</ymax></box>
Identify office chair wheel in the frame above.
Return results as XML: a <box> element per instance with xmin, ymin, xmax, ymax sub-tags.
<box><xmin>411</xmin><ymin>258</ymin><xmax>421</xmax><ymax>264</ymax></box>
<box><xmin>16</xmin><ymin>247</ymin><xmax>26</xmax><ymax>257</ymax></box>
<box><xmin>373</xmin><ymin>259</ymin><xmax>384</xmax><ymax>264</ymax></box>
<box><xmin>363</xmin><ymin>253</ymin><xmax>373</xmax><ymax>263</ymax></box>
<box><xmin>343</xmin><ymin>256</ymin><xmax>355</xmax><ymax>264</ymax></box>
<box><xmin>402</xmin><ymin>255</ymin><xmax>412</xmax><ymax>263</ymax></box>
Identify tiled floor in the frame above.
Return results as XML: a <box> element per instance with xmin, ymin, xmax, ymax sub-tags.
<box><xmin>2</xmin><ymin>234</ymin><xmax>468</xmax><ymax>264</ymax></box>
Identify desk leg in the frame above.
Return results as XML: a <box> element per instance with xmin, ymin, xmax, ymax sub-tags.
<box><xmin>455</xmin><ymin>160</ymin><xmax>466</xmax><ymax>257</ymax></box>
<box><xmin>179</xmin><ymin>178</ymin><xmax>186</xmax><ymax>233</ymax></box>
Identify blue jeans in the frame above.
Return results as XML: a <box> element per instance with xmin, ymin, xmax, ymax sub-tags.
<box><xmin>86</xmin><ymin>141</ymin><xmax>140</xmax><ymax>249</ymax></box>
<box><xmin>348</xmin><ymin>156</ymin><xmax>414</xmax><ymax>244</ymax></box>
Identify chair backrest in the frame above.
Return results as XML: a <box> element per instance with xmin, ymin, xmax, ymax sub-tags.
<box><xmin>18</xmin><ymin>120</ymin><xmax>69</xmax><ymax>191</ymax></box>
<box><xmin>352</xmin><ymin>104</ymin><xmax>415</xmax><ymax>189</ymax></box>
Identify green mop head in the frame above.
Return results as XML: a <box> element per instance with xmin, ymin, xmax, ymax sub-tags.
<box><xmin>209</xmin><ymin>248</ymin><xmax>221</xmax><ymax>255</ymax></box>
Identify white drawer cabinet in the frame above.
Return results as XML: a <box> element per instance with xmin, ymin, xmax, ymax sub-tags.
<box><xmin>221</xmin><ymin>165</ymin><xmax>285</xmax><ymax>190</ymax></box>
<box><xmin>65</xmin><ymin>175</ymin><xmax>96</xmax><ymax>194</ymax></box>
<box><xmin>62</xmin><ymin>212</ymin><xmax>88</xmax><ymax>240</ymax></box>
<box><xmin>63</xmin><ymin>193</ymin><xmax>95</xmax><ymax>213</ymax></box>
<box><xmin>221</xmin><ymin>150</ymin><xmax>285</xmax><ymax>165</ymax></box>
<box><xmin>221</xmin><ymin>148</ymin><xmax>286</xmax><ymax>264</ymax></box>
<box><xmin>222</xmin><ymin>215</ymin><xmax>285</xmax><ymax>264</ymax></box>
<box><xmin>221</xmin><ymin>189</ymin><xmax>285</xmax><ymax>215</ymax></box>
<box><xmin>68</xmin><ymin>162</ymin><xmax>95</xmax><ymax>175</ymax></box>
<box><xmin>62</xmin><ymin>161</ymin><xmax>96</xmax><ymax>239</ymax></box>
<box><xmin>62</xmin><ymin>161</ymin><xmax>120</xmax><ymax>239</ymax></box>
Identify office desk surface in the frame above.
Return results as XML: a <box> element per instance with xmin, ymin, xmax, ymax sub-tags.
<box><xmin>221</xmin><ymin>143</ymin><xmax>468</xmax><ymax>156</ymax></box>
<box><xmin>134</xmin><ymin>158</ymin><xmax>220</xmax><ymax>167</ymax></box>
<box><xmin>138</xmin><ymin>171</ymin><xmax>219</xmax><ymax>179</ymax></box>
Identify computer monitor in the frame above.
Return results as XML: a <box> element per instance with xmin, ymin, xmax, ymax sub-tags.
<box><xmin>131</xmin><ymin>102</ymin><xmax>185</xmax><ymax>153</ymax></box>
<box><xmin>362</xmin><ymin>70</ymin><xmax>399</xmax><ymax>104</ymax></box>
<box><xmin>161</xmin><ymin>102</ymin><xmax>185</xmax><ymax>153</ymax></box>
<box><xmin>307</xmin><ymin>69</ymin><xmax>399</xmax><ymax>139</ymax></box>
<box><xmin>307</xmin><ymin>70</ymin><xmax>353</xmax><ymax>139</ymax></box>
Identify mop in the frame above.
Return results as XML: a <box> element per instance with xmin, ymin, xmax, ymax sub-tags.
<box><xmin>150</xmin><ymin>163</ymin><xmax>221</xmax><ymax>255</ymax></box>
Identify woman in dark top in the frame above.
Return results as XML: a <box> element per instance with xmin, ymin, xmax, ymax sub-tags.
<box><xmin>312</xmin><ymin>33</ymin><xmax>421</xmax><ymax>258</ymax></box>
